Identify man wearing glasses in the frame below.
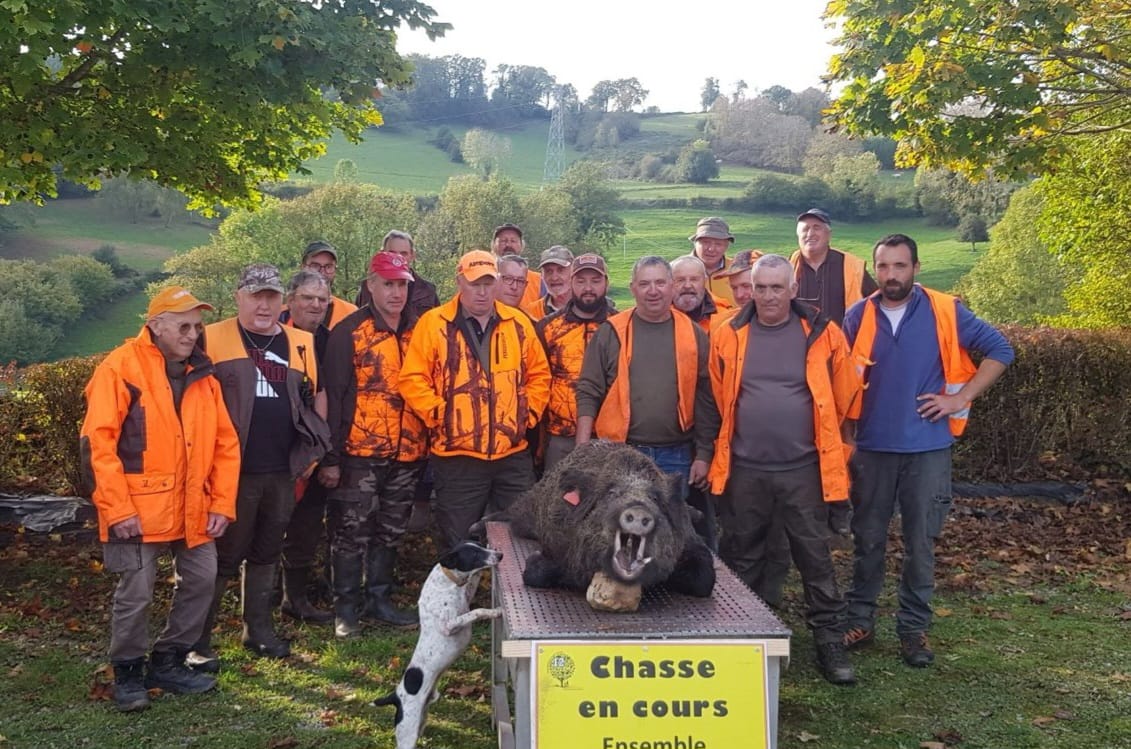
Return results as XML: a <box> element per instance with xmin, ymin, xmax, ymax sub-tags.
<box><xmin>495</xmin><ymin>254</ymin><xmax>533</xmax><ymax>310</ymax></box>
<box><xmin>301</xmin><ymin>240</ymin><xmax>358</xmax><ymax>329</ymax></box>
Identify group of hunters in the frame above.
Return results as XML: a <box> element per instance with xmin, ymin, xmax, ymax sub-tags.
<box><xmin>80</xmin><ymin>209</ymin><xmax>1013</xmax><ymax>711</ymax></box>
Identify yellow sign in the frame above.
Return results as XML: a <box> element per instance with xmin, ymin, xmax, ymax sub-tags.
<box><xmin>533</xmin><ymin>640</ymin><xmax>769</xmax><ymax>749</ymax></box>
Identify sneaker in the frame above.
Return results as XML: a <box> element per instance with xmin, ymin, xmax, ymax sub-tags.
<box><xmin>842</xmin><ymin>626</ymin><xmax>875</xmax><ymax>650</ymax></box>
<box><xmin>899</xmin><ymin>632</ymin><xmax>935</xmax><ymax>668</ymax></box>
<box><xmin>815</xmin><ymin>641</ymin><xmax>857</xmax><ymax>685</ymax></box>
<box><xmin>112</xmin><ymin>658</ymin><xmax>150</xmax><ymax>712</ymax></box>
<box><xmin>146</xmin><ymin>650</ymin><xmax>217</xmax><ymax>694</ymax></box>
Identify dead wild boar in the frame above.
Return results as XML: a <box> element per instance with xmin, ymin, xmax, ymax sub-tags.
<box><xmin>505</xmin><ymin>441</ymin><xmax>715</xmax><ymax>598</ymax></box>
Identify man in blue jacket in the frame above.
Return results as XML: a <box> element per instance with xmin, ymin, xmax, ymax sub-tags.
<box><xmin>840</xmin><ymin>233</ymin><xmax>1013</xmax><ymax>668</ymax></box>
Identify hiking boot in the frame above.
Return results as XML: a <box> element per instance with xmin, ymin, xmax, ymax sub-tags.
<box><xmin>112</xmin><ymin>658</ymin><xmax>150</xmax><ymax>712</ymax></box>
<box><xmin>843</xmin><ymin>626</ymin><xmax>875</xmax><ymax>650</ymax></box>
<box><xmin>815</xmin><ymin>641</ymin><xmax>857</xmax><ymax>685</ymax></box>
<box><xmin>145</xmin><ymin>650</ymin><xmax>216</xmax><ymax>694</ymax></box>
<box><xmin>899</xmin><ymin>632</ymin><xmax>935</xmax><ymax>668</ymax></box>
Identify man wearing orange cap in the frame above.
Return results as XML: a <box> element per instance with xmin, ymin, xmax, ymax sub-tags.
<box><xmin>400</xmin><ymin>250</ymin><xmax>551</xmax><ymax>550</ymax></box>
<box><xmin>319</xmin><ymin>252</ymin><xmax>429</xmax><ymax>636</ymax></box>
<box><xmin>80</xmin><ymin>286</ymin><xmax>241</xmax><ymax>711</ymax></box>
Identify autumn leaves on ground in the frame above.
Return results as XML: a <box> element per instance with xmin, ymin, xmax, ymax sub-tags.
<box><xmin>1</xmin><ymin>495</ymin><xmax>1130</xmax><ymax>749</ymax></box>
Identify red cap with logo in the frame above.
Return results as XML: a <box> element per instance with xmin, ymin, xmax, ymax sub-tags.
<box><xmin>369</xmin><ymin>251</ymin><xmax>414</xmax><ymax>281</ymax></box>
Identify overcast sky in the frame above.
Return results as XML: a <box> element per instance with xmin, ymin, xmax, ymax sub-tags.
<box><xmin>397</xmin><ymin>0</ymin><xmax>839</xmax><ymax>112</ymax></box>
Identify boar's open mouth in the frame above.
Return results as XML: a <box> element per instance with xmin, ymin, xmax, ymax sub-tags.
<box><xmin>612</xmin><ymin>531</ymin><xmax>653</xmax><ymax>580</ymax></box>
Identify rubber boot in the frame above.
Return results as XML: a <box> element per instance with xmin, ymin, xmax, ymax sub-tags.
<box><xmin>112</xmin><ymin>657</ymin><xmax>150</xmax><ymax>712</ymax></box>
<box><xmin>362</xmin><ymin>547</ymin><xmax>418</xmax><ymax>628</ymax></box>
<box><xmin>185</xmin><ymin>575</ymin><xmax>228</xmax><ymax>674</ymax></box>
<box><xmin>146</xmin><ymin>649</ymin><xmax>216</xmax><ymax>693</ymax></box>
<box><xmin>241</xmin><ymin>563</ymin><xmax>291</xmax><ymax>658</ymax></box>
<box><xmin>281</xmin><ymin>566</ymin><xmax>333</xmax><ymax>623</ymax></box>
<box><xmin>332</xmin><ymin>552</ymin><xmax>364</xmax><ymax>638</ymax></box>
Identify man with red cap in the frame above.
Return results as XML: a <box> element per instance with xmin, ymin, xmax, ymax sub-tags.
<box><xmin>400</xmin><ymin>250</ymin><xmax>550</xmax><ymax>550</ymax></box>
<box><xmin>81</xmin><ymin>286</ymin><xmax>241</xmax><ymax>711</ymax></box>
<box><xmin>319</xmin><ymin>252</ymin><xmax>429</xmax><ymax>636</ymax></box>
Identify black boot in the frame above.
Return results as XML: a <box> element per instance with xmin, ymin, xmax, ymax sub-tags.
<box><xmin>816</xmin><ymin>641</ymin><xmax>857</xmax><ymax>685</ymax></box>
<box><xmin>241</xmin><ymin>563</ymin><xmax>291</xmax><ymax>658</ymax></box>
<box><xmin>332</xmin><ymin>552</ymin><xmax>363</xmax><ymax>638</ymax></box>
<box><xmin>186</xmin><ymin>575</ymin><xmax>229</xmax><ymax>674</ymax></box>
<box><xmin>281</xmin><ymin>566</ymin><xmax>333</xmax><ymax>623</ymax></box>
<box><xmin>362</xmin><ymin>546</ymin><xmax>418</xmax><ymax>628</ymax></box>
<box><xmin>112</xmin><ymin>657</ymin><xmax>150</xmax><ymax>712</ymax></box>
<box><xmin>146</xmin><ymin>649</ymin><xmax>216</xmax><ymax>694</ymax></box>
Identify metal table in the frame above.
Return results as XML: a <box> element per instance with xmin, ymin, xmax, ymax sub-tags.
<box><xmin>487</xmin><ymin>521</ymin><xmax>791</xmax><ymax>749</ymax></box>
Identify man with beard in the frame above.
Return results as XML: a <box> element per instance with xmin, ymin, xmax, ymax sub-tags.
<box><xmin>841</xmin><ymin>234</ymin><xmax>1013</xmax><ymax>668</ymax></box>
<box><xmin>576</xmin><ymin>256</ymin><xmax>720</xmax><ymax>542</ymax></box>
<box><xmin>689</xmin><ymin>216</ymin><xmax>738</xmax><ymax>305</ymax></box>
<box><xmin>535</xmin><ymin>253</ymin><xmax>614</xmax><ymax>471</ymax></box>
<box><xmin>671</xmin><ymin>254</ymin><xmax>732</xmax><ymax>332</ymax></box>
<box><xmin>524</xmin><ymin>245</ymin><xmax>574</xmax><ymax>320</ymax></box>
<box><xmin>492</xmin><ymin>223</ymin><xmax>542</xmax><ymax>307</ymax></box>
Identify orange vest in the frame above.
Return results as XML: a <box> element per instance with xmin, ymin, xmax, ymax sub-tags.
<box><xmin>849</xmin><ymin>286</ymin><xmax>978</xmax><ymax>436</ymax></box>
<box><xmin>594</xmin><ymin>310</ymin><xmax>697</xmax><ymax>442</ymax></box>
<box><xmin>326</xmin><ymin>295</ymin><xmax>358</xmax><ymax>329</ymax></box>
<box><xmin>707</xmin><ymin>308</ymin><xmax>859</xmax><ymax>500</ymax></box>
<box><xmin>790</xmin><ymin>249</ymin><xmax>868</xmax><ymax>309</ymax></box>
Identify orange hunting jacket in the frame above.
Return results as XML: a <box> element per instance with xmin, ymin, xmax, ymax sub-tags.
<box><xmin>707</xmin><ymin>302</ymin><xmax>860</xmax><ymax>500</ymax></box>
<box><xmin>535</xmin><ymin>301</ymin><xmax>612</xmax><ymax>438</ymax></box>
<box><xmin>399</xmin><ymin>296</ymin><xmax>550</xmax><ymax>459</ymax></box>
<box><xmin>80</xmin><ymin>326</ymin><xmax>241</xmax><ymax>546</ymax></box>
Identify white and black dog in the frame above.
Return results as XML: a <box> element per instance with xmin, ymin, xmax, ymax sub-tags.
<box><xmin>374</xmin><ymin>541</ymin><xmax>503</xmax><ymax>748</ymax></box>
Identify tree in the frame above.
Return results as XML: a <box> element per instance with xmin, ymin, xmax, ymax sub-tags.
<box><xmin>555</xmin><ymin>161</ymin><xmax>624</xmax><ymax>249</ymax></box>
<box><xmin>587</xmin><ymin>81</ymin><xmax>618</xmax><ymax>113</ymax></box>
<box><xmin>824</xmin><ymin>0</ymin><xmax>1131</xmax><ymax>177</ymax></box>
<box><xmin>700</xmin><ymin>77</ymin><xmax>720</xmax><ymax>112</ymax></box>
<box><xmin>611</xmin><ymin>78</ymin><xmax>649</xmax><ymax>112</ymax></box>
<box><xmin>0</xmin><ymin>1</ymin><xmax>449</xmax><ymax>208</ymax></box>
<box><xmin>731</xmin><ymin>80</ymin><xmax>748</xmax><ymax>104</ymax></box>
<box><xmin>491</xmin><ymin>64</ymin><xmax>555</xmax><ymax>116</ymax></box>
<box><xmin>801</xmin><ymin>131</ymin><xmax>863</xmax><ymax>178</ymax></box>
<box><xmin>708</xmin><ymin>97</ymin><xmax>812</xmax><ymax>171</ymax></box>
<box><xmin>958</xmin><ymin>215</ymin><xmax>989</xmax><ymax>251</ymax></box>
<box><xmin>461</xmin><ymin>129</ymin><xmax>512</xmax><ymax>178</ymax></box>
<box><xmin>674</xmin><ymin>140</ymin><xmax>720</xmax><ymax>184</ymax></box>
<box><xmin>333</xmin><ymin>159</ymin><xmax>360</xmax><ymax>183</ymax></box>
<box><xmin>956</xmin><ymin>185</ymin><xmax>1068</xmax><ymax>325</ymax></box>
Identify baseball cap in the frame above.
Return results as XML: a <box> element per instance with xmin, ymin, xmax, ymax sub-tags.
<box><xmin>457</xmin><ymin>250</ymin><xmax>499</xmax><ymax>282</ymax></box>
<box><xmin>369</xmin><ymin>251</ymin><xmax>414</xmax><ymax>282</ymax></box>
<box><xmin>301</xmin><ymin>240</ymin><xmax>338</xmax><ymax>263</ymax></box>
<box><xmin>797</xmin><ymin>208</ymin><xmax>832</xmax><ymax>225</ymax></box>
<box><xmin>719</xmin><ymin>249</ymin><xmax>763</xmax><ymax>277</ymax></box>
<box><xmin>689</xmin><ymin>216</ymin><xmax>735</xmax><ymax>243</ymax></box>
<box><xmin>147</xmin><ymin>286</ymin><xmax>214</xmax><ymax>319</ymax></box>
<box><xmin>493</xmin><ymin>223</ymin><xmax>523</xmax><ymax>239</ymax></box>
<box><xmin>570</xmin><ymin>253</ymin><xmax>608</xmax><ymax>278</ymax></box>
<box><xmin>237</xmin><ymin>263</ymin><xmax>285</xmax><ymax>294</ymax></box>
<box><xmin>539</xmin><ymin>245</ymin><xmax>574</xmax><ymax>268</ymax></box>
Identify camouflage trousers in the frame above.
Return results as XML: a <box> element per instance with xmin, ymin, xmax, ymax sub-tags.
<box><xmin>327</xmin><ymin>456</ymin><xmax>425</xmax><ymax>556</ymax></box>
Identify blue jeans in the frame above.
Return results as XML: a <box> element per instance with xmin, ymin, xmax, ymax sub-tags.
<box><xmin>846</xmin><ymin>448</ymin><xmax>952</xmax><ymax>636</ymax></box>
<box><xmin>629</xmin><ymin>442</ymin><xmax>717</xmax><ymax>550</ymax></box>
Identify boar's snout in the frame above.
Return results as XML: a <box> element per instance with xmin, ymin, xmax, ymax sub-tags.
<box><xmin>619</xmin><ymin>506</ymin><xmax>654</xmax><ymax>536</ymax></box>
<box><xmin>611</xmin><ymin>503</ymin><xmax>657</xmax><ymax>582</ymax></box>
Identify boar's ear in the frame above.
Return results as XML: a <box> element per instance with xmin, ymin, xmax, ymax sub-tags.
<box><xmin>558</xmin><ymin>468</ymin><xmax>595</xmax><ymax>506</ymax></box>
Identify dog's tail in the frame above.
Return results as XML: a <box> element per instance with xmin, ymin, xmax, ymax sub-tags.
<box><xmin>373</xmin><ymin>692</ymin><xmax>404</xmax><ymax>726</ymax></box>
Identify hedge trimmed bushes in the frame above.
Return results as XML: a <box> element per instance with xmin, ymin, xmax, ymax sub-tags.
<box><xmin>1</xmin><ymin>327</ymin><xmax>1129</xmax><ymax>495</ymax></box>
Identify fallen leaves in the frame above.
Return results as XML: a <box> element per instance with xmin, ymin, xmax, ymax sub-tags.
<box><xmin>796</xmin><ymin>731</ymin><xmax>820</xmax><ymax>743</ymax></box>
<box><xmin>88</xmin><ymin>664</ymin><xmax>114</xmax><ymax>702</ymax></box>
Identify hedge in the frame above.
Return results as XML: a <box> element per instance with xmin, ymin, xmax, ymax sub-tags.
<box><xmin>1</xmin><ymin>327</ymin><xmax>1129</xmax><ymax>495</ymax></box>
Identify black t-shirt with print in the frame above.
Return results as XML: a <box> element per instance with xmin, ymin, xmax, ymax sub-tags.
<box><xmin>241</xmin><ymin>327</ymin><xmax>297</xmax><ymax>474</ymax></box>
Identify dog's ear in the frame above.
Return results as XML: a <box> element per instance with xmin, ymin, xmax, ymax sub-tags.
<box><xmin>438</xmin><ymin>541</ymin><xmax>488</xmax><ymax>572</ymax></box>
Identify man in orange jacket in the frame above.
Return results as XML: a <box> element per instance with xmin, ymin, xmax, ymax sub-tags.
<box><xmin>400</xmin><ymin>250</ymin><xmax>551</xmax><ymax>551</ymax></box>
<box><xmin>81</xmin><ymin>286</ymin><xmax>241</xmax><ymax>711</ymax></box>
<box><xmin>708</xmin><ymin>254</ymin><xmax>860</xmax><ymax>685</ymax></box>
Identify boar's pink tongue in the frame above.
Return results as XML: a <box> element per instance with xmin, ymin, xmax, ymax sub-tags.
<box><xmin>612</xmin><ymin>531</ymin><xmax>653</xmax><ymax>580</ymax></box>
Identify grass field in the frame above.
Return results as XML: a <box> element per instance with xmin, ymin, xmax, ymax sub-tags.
<box><xmin>2</xmin><ymin>496</ymin><xmax>1128</xmax><ymax>749</ymax></box>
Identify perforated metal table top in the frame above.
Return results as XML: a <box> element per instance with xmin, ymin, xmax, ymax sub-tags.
<box><xmin>487</xmin><ymin>522</ymin><xmax>791</xmax><ymax>641</ymax></box>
